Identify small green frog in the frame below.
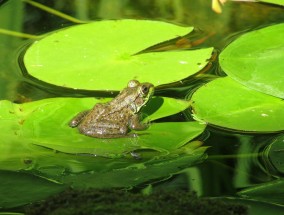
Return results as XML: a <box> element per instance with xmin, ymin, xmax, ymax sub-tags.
<box><xmin>69</xmin><ymin>80</ymin><xmax>154</xmax><ymax>138</ymax></box>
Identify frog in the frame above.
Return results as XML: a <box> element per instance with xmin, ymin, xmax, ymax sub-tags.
<box><xmin>69</xmin><ymin>80</ymin><xmax>154</xmax><ymax>138</ymax></box>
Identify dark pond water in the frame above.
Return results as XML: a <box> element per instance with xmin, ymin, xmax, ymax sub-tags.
<box><xmin>1</xmin><ymin>0</ymin><xmax>284</xmax><ymax>214</ymax></box>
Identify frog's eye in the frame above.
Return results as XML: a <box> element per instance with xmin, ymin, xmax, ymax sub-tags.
<box><xmin>141</xmin><ymin>85</ymin><xmax>149</xmax><ymax>94</ymax></box>
<box><xmin>128</xmin><ymin>80</ymin><xmax>139</xmax><ymax>88</ymax></box>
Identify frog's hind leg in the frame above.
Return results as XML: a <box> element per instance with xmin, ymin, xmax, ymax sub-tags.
<box><xmin>83</xmin><ymin>131</ymin><xmax>132</xmax><ymax>138</ymax></box>
<box><xmin>79</xmin><ymin>124</ymin><xmax>129</xmax><ymax>139</ymax></box>
<box><xmin>69</xmin><ymin>110</ymin><xmax>90</xmax><ymax>127</ymax></box>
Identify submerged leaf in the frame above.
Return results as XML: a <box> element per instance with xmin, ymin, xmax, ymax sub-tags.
<box><xmin>238</xmin><ymin>179</ymin><xmax>284</xmax><ymax>205</ymax></box>
<box><xmin>0</xmin><ymin>170</ymin><xmax>65</xmax><ymax>209</ymax></box>
<box><xmin>23</xmin><ymin>20</ymin><xmax>213</xmax><ymax>91</ymax></box>
<box><xmin>219</xmin><ymin>23</ymin><xmax>284</xmax><ymax>99</ymax></box>
<box><xmin>62</xmin><ymin>142</ymin><xmax>208</xmax><ymax>189</ymax></box>
<box><xmin>190</xmin><ymin>77</ymin><xmax>284</xmax><ymax>132</ymax></box>
<box><xmin>0</xmin><ymin>134</ymin><xmax>207</xmax><ymax>192</ymax></box>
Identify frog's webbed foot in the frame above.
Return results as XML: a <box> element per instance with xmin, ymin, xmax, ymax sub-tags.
<box><xmin>69</xmin><ymin>110</ymin><xmax>90</xmax><ymax>128</ymax></box>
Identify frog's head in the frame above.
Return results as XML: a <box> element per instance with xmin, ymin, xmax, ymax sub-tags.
<box><xmin>128</xmin><ymin>80</ymin><xmax>154</xmax><ymax>113</ymax></box>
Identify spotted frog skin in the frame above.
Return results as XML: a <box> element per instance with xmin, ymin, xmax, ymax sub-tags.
<box><xmin>69</xmin><ymin>80</ymin><xmax>154</xmax><ymax>138</ymax></box>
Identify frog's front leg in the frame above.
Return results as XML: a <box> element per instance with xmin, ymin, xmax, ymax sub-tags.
<box><xmin>69</xmin><ymin>110</ymin><xmax>90</xmax><ymax>128</ymax></box>
<box><xmin>129</xmin><ymin>114</ymin><xmax>148</xmax><ymax>131</ymax></box>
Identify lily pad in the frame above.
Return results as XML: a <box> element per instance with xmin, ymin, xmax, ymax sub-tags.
<box><xmin>23</xmin><ymin>20</ymin><xmax>213</xmax><ymax>91</ymax></box>
<box><xmin>0</xmin><ymin>96</ymin><xmax>207</xmax><ymax>193</ymax></box>
<box><xmin>190</xmin><ymin>77</ymin><xmax>284</xmax><ymax>132</ymax></box>
<box><xmin>219</xmin><ymin>23</ymin><xmax>284</xmax><ymax>99</ymax></box>
<box><xmin>0</xmin><ymin>97</ymin><xmax>205</xmax><ymax>157</ymax></box>
<box><xmin>28</xmin><ymin>121</ymin><xmax>206</xmax><ymax>156</ymax></box>
<box><xmin>260</xmin><ymin>0</ymin><xmax>284</xmax><ymax>5</ymax></box>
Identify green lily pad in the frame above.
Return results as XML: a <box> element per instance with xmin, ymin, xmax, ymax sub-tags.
<box><xmin>219</xmin><ymin>23</ymin><xmax>284</xmax><ymax>99</ymax></box>
<box><xmin>28</xmin><ymin>121</ymin><xmax>205</xmax><ymax>156</ymax></box>
<box><xmin>0</xmin><ymin>97</ymin><xmax>205</xmax><ymax>157</ymax></box>
<box><xmin>190</xmin><ymin>77</ymin><xmax>284</xmax><ymax>132</ymax></box>
<box><xmin>23</xmin><ymin>20</ymin><xmax>213</xmax><ymax>91</ymax></box>
<box><xmin>0</xmin><ymin>96</ymin><xmax>207</xmax><ymax>193</ymax></box>
<box><xmin>260</xmin><ymin>0</ymin><xmax>284</xmax><ymax>5</ymax></box>
<box><xmin>0</xmin><ymin>83</ymin><xmax>206</xmax><ymax>196</ymax></box>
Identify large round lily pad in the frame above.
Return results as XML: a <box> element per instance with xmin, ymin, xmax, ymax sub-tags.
<box><xmin>0</xmin><ymin>97</ymin><xmax>206</xmax><ymax>157</ymax></box>
<box><xmin>23</xmin><ymin>19</ymin><xmax>213</xmax><ymax>91</ymax></box>
<box><xmin>219</xmin><ymin>23</ymin><xmax>284</xmax><ymax>99</ymax></box>
<box><xmin>191</xmin><ymin>77</ymin><xmax>284</xmax><ymax>132</ymax></box>
<box><xmin>0</xmin><ymin>97</ymin><xmax>207</xmax><ymax>196</ymax></box>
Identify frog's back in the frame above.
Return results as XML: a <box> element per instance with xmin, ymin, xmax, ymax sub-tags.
<box><xmin>79</xmin><ymin>103</ymin><xmax>133</xmax><ymax>128</ymax></box>
<box><xmin>77</xmin><ymin>104</ymin><xmax>134</xmax><ymax>138</ymax></box>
